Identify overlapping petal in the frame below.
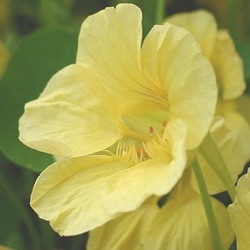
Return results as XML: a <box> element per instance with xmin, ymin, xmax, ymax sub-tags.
<box><xmin>167</xmin><ymin>9</ymin><xmax>249</xmax><ymax>196</ymax></box>
<box><xmin>102</xmin><ymin>120</ymin><xmax>187</xmax><ymax>214</ymax></box>
<box><xmin>31</xmin><ymin>155</ymin><xmax>129</xmax><ymax>235</ymax></box>
<box><xmin>193</xmin><ymin>110</ymin><xmax>250</xmax><ymax>194</ymax></box>
<box><xmin>228</xmin><ymin>168</ymin><xmax>250</xmax><ymax>250</ymax></box>
<box><xmin>141</xmin><ymin>23</ymin><xmax>217</xmax><ymax>149</ymax></box>
<box><xmin>167</xmin><ymin>9</ymin><xmax>246</xmax><ymax>101</ymax></box>
<box><xmin>19</xmin><ymin>64</ymin><xmax>122</xmax><ymax>157</ymax></box>
<box><xmin>76</xmin><ymin>4</ymin><xmax>217</xmax><ymax>149</ymax></box>
<box><xmin>30</xmin><ymin>120</ymin><xmax>187</xmax><ymax>235</ymax></box>
<box><xmin>87</xmin><ymin>199</ymin><xmax>159</xmax><ymax>250</ymax></box>
<box><xmin>77</xmin><ymin>4</ymin><xmax>147</xmax><ymax>113</ymax></box>
<box><xmin>144</xmin><ymin>191</ymin><xmax>234</xmax><ymax>250</ymax></box>
<box><xmin>167</xmin><ymin>10</ymin><xmax>217</xmax><ymax>58</ymax></box>
<box><xmin>210</xmin><ymin>30</ymin><xmax>245</xmax><ymax>99</ymax></box>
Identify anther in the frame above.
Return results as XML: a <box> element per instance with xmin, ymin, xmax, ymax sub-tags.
<box><xmin>149</xmin><ymin>126</ymin><xmax>154</xmax><ymax>135</ymax></box>
<box><xmin>162</xmin><ymin>121</ymin><xmax>167</xmax><ymax>128</ymax></box>
<box><xmin>136</xmin><ymin>146</ymin><xmax>148</xmax><ymax>158</ymax></box>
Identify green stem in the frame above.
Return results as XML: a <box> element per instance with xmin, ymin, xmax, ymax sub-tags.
<box><xmin>0</xmin><ymin>172</ymin><xmax>41</xmax><ymax>249</ymax></box>
<box><xmin>156</xmin><ymin>0</ymin><xmax>165</xmax><ymax>24</ymax></box>
<box><xmin>200</xmin><ymin>132</ymin><xmax>236</xmax><ymax>200</ymax></box>
<box><xmin>192</xmin><ymin>160</ymin><xmax>223</xmax><ymax>250</ymax></box>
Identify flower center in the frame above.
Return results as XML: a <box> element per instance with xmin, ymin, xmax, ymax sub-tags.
<box><xmin>117</xmin><ymin>120</ymin><xmax>170</xmax><ymax>165</ymax></box>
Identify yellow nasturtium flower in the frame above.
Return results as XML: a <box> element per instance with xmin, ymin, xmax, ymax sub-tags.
<box><xmin>29</xmin><ymin>119</ymin><xmax>187</xmax><ymax>236</ymax></box>
<box><xmin>228</xmin><ymin>168</ymin><xmax>250</xmax><ymax>250</ymax></box>
<box><xmin>167</xmin><ymin>10</ymin><xmax>250</xmax><ymax>194</ymax></box>
<box><xmin>19</xmin><ymin>4</ymin><xmax>217</xmax><ymax>236</ymax></box>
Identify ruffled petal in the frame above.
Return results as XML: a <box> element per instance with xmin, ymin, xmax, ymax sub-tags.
<box><xmin>167</xmin><ymin>10</ymin><xmax>245</xmax><ymax>100</ymax></box>
<box><xmin>76</xmin><ymin>4</ymin><xmax>149</xmax><ymax>113</ymax></box>
<box><xmin>228</xmin><ymin>168</ymin><xmax>250</xmax><ymax>250</ymax></box>
<box><xmin>102</xmin><ymin>120</ymin><xmax>187</xmax><ymax>214</ymax></box>
<box><xmin>30</xmin><ymin>155</ymin><xmax>130</xmax><ymax>236</ymax></box>
<box><xmin>19</xmin><ymin>64</ymin><xmax>121</xmax><ymax>157</ymax></box>
<box><xmin>144</xmin><ymin>192</ymin><xmax>234</xmax><ymax>250</ymax></box>
<box><xmin>87</xmin><ymin>198</ymin><xmax>159</xmax><ymax>250</ymax></box>
<box><xmin>210</xmin><ymin>30</ymin><xmax>246</xmax><ymax>100</ymax></box>
<box><xmin>166</xmin><ymin>10</ymin><xmax>217</xmax><ymax>58</ymax></box>
<box><xmin>141</xmin><ymin>23</ymin><xmax>217</xmax><ymax>149</ymax></box>
<box><xmin>30</xmin><ymin>120</ymin><xmax>186</xmax><ymax>237</ymax></box>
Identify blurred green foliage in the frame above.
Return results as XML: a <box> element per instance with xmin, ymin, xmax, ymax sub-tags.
<box><xmin>0</xmin><ymin>0</ymin><xmax>249</xmax><ymax>249</ymax></box>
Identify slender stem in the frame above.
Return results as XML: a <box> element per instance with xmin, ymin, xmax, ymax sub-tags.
<box><xmin>156</xmin><ymin>0</ymin><xmax>165</xmax><ymax>24</ymax></box>
<box><xmin>200</xmin><ymin>132</ymin><xmax>236</xmax><ymax>200</ymax></box>
<box><xmin>0</xmin><ymin>172</ymin><xmax>41</xmax><ymax>249</ymax></box>
<box><xmin>192</xmin><ymin>160</ymin><xmax>223</xmax><ymax>250</ymax></box>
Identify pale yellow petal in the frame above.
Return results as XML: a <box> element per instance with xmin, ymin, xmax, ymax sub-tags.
<box><xmin>166</xmin><ymin>9</ymin><xmax>217</xmax><ymax>58</ymax></box>
<box><xmin>167</xmin><ymin>10</ymin><xmax>245</xmax><ymax>100</ymax></box>
<box><xmin>193</xmin><ymin>111</ymin><xmax>250</xmax><ymax>194</ymax></box>
<box><xmin>141</xmin><ymin>23</ymin><xmax>217</xmax><ymax>149</ymax></box>
<box><xmin>19</xmin><ymin>64</ymin><xmax>121</xmax><ymax>157</ymax></box>
<box><xmin>76</xmin><ymin>4</ymin><xmax>149</xmax><ymax>113</ymax></box>
<box><xmin>30</xmin><ymin>121</ymin><xmax>186</xmax><ymax>236</ymax></box>
<box><xmin>210</xmin><ymin>30</ymin><xmax>246</xmax><ymax>100</ymax></box>
<box><xmin>102</xmin><ymin>120</ymin><xmax>187</xmax><ymax>214</ymax></box>
<box><xmin>213</xmin><ymin>111</ymin><xmax>250</xmax><ymax>175</ymax></box>
<box><xmin>76</xmin><ymin>4</ymin><xmax>217</xmax><ymax>147</ymax></box>
<box><xmin>228</xmin><ymin>168</ymin><xmax>250</xmax><ymax>250</ymax></box>
<box><xmin>87</xmin><ymin>199</ymin><xmax>159</xmax><ymax>250</ymax></box>
<box><xmin>30</xmin><ymin>155</ymin><xmax>130</xmax><ymax>236</ymax></box>
<box><xmin>144</xmin><ymin>193</ymin><xmax>234</xmax><ymax>250</ymax></box>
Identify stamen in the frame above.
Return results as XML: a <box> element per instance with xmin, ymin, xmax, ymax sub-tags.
<box><xmin>162</xmin><ymin>121</ymin><xmax>167</xmax><ymax>128</ymax></box>
<box><xmin>136</xmin><ymin>146</ymin><xmax>148</xmax><ymax>158</ymax></box>
<box><xmin>149</xmin><ymin>126</ymin><xmax>154</xmax><ymax>135</ymax></box>
<box><xmin>116</xmin><ymin>141</ymin><xmax>123</xmax><ymax>157</ymax></box>
<box><xmin>116</xmin><ymin>141</ymin><xmax>141</xmax><ymax>164</ymax></box>
<box><xmin>116</xmin><ymin>120</ymin><xmax>170</xmax><ymax>164</ymax></box>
